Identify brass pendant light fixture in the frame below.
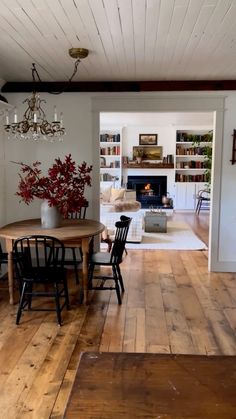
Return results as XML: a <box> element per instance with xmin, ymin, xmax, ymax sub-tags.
<box><xmin>4</xmin><ymin>48</ymin><xmax>89</xmax><ymax>142</ymax></box>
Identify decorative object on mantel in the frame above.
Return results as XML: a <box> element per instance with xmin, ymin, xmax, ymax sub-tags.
<box><xmin>139</xmin><ymin>134</ymin><xmax>158</xmax><ymax>145</ymax></box>
<box><xmin>13</xmin><ymin>154</ymin><xmax>92</xmax><ymax>228</ymax></box>
<box><xmin>4</xmin><ymin>48</ymin><xmax>89</xmax><ymax>142</ymax></box>
<box><xmin>135</xmin><ymin>148</ymin><xmax>144</xmax><ymax>164</ymax></box>
<box><xmin>231</xmin><ymin>129</ymin><xmax>236</xmax><ymax>164</ymax></box>
<box><xmin>133</xmin><ymin>146</ymin><xmax>163</xmax><ymax>161</ymax></box>
<box><xmin>162</xmin><ymin>154</ymin><xmax>174</xmax><ymax>164</ymax></box>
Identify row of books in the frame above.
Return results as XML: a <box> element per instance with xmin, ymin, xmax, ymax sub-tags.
<box><xmin>176</xmin><ymin>146</ymin><xmax>207</xmax><ymax>155</ymax></box>
<box><xmin>100</xmin><ymin>173</ymin><xmax>117</xmax><ymax>181</ymax></box>
<box><xmin>100</xmin><ymin>146</ymin><xmax>120</xmax><ymax>155</ymax></box>
<box><xmin>176</xmin><ymin>132</ymin><xmax>213</xmax><ymax>142</ymax></box>
<box><xmin>176</xmin><ymin>161</ymin><xmax>205</xmax><ymax>169</ymax></box>
<box><xmin>100</xmin><ymin>133</ymin><xmax>120</xmax><ymax>142</ymax></box>
<box><xmin>100</xmin><ymin>161</ymin><xmax>120</xmax><ymax>168</ymax></box>
<box><xmin>175</xmin><ymin>173</ymin><xmax>208</xmax><ymax>182</ymax></box>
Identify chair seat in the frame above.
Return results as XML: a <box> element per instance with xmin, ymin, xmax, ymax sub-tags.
<box><xmin>195</xmin><ymin>190</ymin><xmax>211</xmax><ymax>214</ymax></box>
<box><xmin>22</xmin><ymin>266</ymin><xmax>67</xmax><ymax>282</ymax></box>
<box><xmin>0</xmin><ymin>252</ymin><xmax>8</xmax><ymax>263</ymax></box>
<box><xmin>199</xmin><ymin>196</ymin><xmax>210</xmax><ymax>201</ymax></box>
<box><xmin>90</xmin><ymin>252</ymin><xmax>112</xmax><ymax>265</ymax></box>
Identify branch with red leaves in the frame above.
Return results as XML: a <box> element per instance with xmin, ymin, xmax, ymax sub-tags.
<box><xmin>13</xmin><ymin>154</ymin><xmax>92</xmax><ymax>217</ymax></box>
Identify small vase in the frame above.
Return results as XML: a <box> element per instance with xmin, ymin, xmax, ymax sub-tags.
<box><xmin>40</xmin><ymin>200</ymin><xmax>62</xmax><ymax>229</ymax></box>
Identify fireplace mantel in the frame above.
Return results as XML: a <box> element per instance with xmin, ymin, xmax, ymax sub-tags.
<box><xmin>123</xmin><ymin>162</ymin><xmax>174</xmax><ymax>169</ymax></box>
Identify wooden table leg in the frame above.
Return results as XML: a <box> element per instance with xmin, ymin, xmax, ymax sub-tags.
<box><xmin>81</xmin><ymin>237</ymin><xmax>90</xmax><ymax>305</ymax></box>
<box><xmin>6</xmin><ymin>239</ymin><xmax>14</xmax><ymax>305</ymax></box>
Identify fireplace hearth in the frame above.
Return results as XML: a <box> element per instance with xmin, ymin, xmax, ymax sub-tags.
<box><xmin>127</xmin><ymin>175</ymin><xmax>168</xmax><ymax>209</ymax></box>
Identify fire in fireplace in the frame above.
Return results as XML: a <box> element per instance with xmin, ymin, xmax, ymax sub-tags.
<box><xmin>127</xmin><ymin>175</ymin><xmax>168</xmax><ymax>209</ymax></box>
<box><xmin>141</xmin><ymin>183</ymin><xmax>154</xmax><ymax>196</ymax></box>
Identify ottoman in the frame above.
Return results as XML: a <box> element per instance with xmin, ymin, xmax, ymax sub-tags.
<box><xmin>144</xmin><ymin>211</ymin><xmax>167</xmax><ymax>233</ymax></box>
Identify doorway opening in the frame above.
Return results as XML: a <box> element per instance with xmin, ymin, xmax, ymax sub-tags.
<box><xmin>99</xmin><ymin>111</ymin><xmax>213</xmax><ymax>242</ymax></box>
<box><xmin>92</xmin><ymin>94</ymin><xmax>224</xmax><ymax>270</ymax></box>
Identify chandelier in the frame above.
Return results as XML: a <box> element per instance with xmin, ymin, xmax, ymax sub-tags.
<box><xmin>4</xmin><ymin>48</ymin><xmax>89</xmax><ymax>142</ymax></box>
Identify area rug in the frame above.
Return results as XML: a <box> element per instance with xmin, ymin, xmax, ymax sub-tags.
<box><xmin>100</xmin><ymin>217</ymin><xmax>207</xmax><ymax>250</ymax></box>
<box><xmin>101</xmin><ymin>211</ymin><xmax>143</xmax><ymax>243</ymax></box>
<box><xmin>125</xmin><ymin>221</ymin><xmax>207</xmax><ymax>250</ymax></box>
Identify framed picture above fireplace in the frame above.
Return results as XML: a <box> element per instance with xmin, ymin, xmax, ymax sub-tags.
<box><xmin>133</xmin><ymin>146</ymin><xmax>163</xmax><ymax>161</ymax></box>
<box><xmin>139</xmin><ymin>134</ymin><xmax>158</xmax><ymax>145</ymax></box>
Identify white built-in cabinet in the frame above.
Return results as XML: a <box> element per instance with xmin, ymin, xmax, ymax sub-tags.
<box><xmin>174</xmin><ymin>182</ymin><xmax>206</xmax><ymax>210</ymax></box>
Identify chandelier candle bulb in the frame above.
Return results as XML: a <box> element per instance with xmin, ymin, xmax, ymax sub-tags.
<box><xmin>54</xmin><ymin>106</ymin><xmax>58</xmax><ymax>122</ymax></box>
<box><xmin>60</xmin><ymin>112</ymin><xmax>63</xmax><ymax>127</ymax></box>
<box><xmin>33</xmin><ymin>112</ymin><xmax>37</xmax><ymax>123</ymax></box>
<box><xmin>13</xmin><ymin>108</ymin><xmax>17</xmax><ymax>123</ymax></box>
<box><xmin>5</xmin><ymin>111</ymin><xmax>9</xmax><ymax>125</ymax></box>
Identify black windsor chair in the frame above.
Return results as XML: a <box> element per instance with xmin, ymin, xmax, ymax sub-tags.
<box><xmin>64</xmin><ymin>201</ymin><xmax>89</xmax><ymax>284</ymax></box>
<box><xmin>195</xmin><ymin>189</ymin><xmax>211</xmax><ymax>214</ymax></box>
<box><xmin>13</xmin><ymin>235</ymin><xmax>69</xmax><ymax>325</ymax></box>
<box><xmin>88</xmin><ymin>217</ymin><xmax>131</xmax><ymax>304</ymax></box>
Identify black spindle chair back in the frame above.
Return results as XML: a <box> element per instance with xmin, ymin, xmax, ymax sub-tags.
<box><xmin>13</xmin><ymin>235</ymin><xmax>69</xmax><ymax>325</ymax></box>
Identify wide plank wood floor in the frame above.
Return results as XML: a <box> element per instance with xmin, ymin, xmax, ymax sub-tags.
<box><xmin>0</xmin><ymin>212</ymin><xmax>236</xmax><ymax>418</ymax></box>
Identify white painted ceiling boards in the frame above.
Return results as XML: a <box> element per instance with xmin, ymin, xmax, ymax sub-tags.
<box><xmin>0</xmin><ymin>0</ymin><xmax>235</xmax><ymax>83</ymax></box>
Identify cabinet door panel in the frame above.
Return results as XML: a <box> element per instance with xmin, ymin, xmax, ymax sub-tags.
<box><xmin>175</xmin><ymin>183</ymin><xmax>196</xmax><ymax>210</ymax></box>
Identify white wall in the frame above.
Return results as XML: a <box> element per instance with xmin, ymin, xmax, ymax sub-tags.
<box><xmin>219</xmin><ymin>94</ymin><xmax>236</xmax><ymax>262</ymax></box>
<box><xmin>0</xmin><ymin>123</ymin><xmax>6</xmax><ymax>227</ymax></box>
<box><xmin>122</xmin><ymin>125</ymin><xmax>175</xmax><ymax>197</ymax></box>
<box><xmin>122</xmin><ymin>125</ymin><xmax>175</xmax><ymax>159</ymax></box>
<box><xmin>3</xmin><ymin>92</ymin><xmax>94</xmax><ymax>222</ymax></box>
<box><xmin>1</xmin><ymin>90</ymin><xmax>235</xmax><ymax>272</ymax></box>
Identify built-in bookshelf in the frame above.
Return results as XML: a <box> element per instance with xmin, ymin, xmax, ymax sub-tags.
<box><xmin>175</xmin><ymin>130</ymin><xmax>212</xmax><ymax>183</ymax></box>
<box><xmin>100</xmin><ymin>130</ymin><xmax>122</xmax><ymax>185</ymax></box>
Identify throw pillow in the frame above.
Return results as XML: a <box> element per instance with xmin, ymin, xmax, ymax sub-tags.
<box><xmin>101</xmin><ymin>185</ymin><xmax>112</xmax><ymax>202</ymax></box>
<box><xmin>110</xmin><ymin>187</ymin><xmax>125</xmax><ymax>202</ymax></box>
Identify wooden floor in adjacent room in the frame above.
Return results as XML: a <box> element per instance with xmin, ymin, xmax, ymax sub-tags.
<box><xmin>0</xmin><ymin>211</ymin><xmax>236</xmax><ymax>418</ymax></box>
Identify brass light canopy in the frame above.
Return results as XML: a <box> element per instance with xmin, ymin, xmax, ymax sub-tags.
<box><xmin>69</xmin><ymin>48</ymin><xmax>89</xmax><ymax>60</ymax></box>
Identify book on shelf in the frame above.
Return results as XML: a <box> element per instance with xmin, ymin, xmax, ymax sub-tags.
<box><xmin>176</xmin><ymin>146</ymin><xmax>206</xmax><ymax>156</ymax></box>
<box><xmin>175</xmin><ymin>173</ymin><xmax>208</xmax><ymax>182</ymax></box>
<box><xmin>100</xmin><ymin>145</ymin><xmax>120</xmax><ymax>155</ymax></box>
<box><xmin>176</xmin><ymin>131</ymin><xmax>213</xmax><ymax>143</ymax></box>
<box><xmin>100</xmin><ymin>133</ymin><xmax>120</xmax><ymax>142</ymax></box>
<box><xmin>176</xmin><ymin>160</ymin><xmax>205</xmax><ymax>169</ymax></box>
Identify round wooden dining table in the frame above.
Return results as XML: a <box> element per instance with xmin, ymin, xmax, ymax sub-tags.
<box><xmin>0</xmin><ymin>218</ymin><xmax>105</xmax><ymax>305</ymax></box>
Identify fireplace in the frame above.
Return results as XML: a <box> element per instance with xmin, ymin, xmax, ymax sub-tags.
<box><xmin>127</xmin><ymin>175</ymin><xmax>168</xmax><ymax>209</ymax></box>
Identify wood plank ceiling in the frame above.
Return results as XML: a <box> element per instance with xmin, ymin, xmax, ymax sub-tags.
<box><xmin>0</xmin><ymin>0</ymin><xmax>236</xmax><ymax>88</ymax></box>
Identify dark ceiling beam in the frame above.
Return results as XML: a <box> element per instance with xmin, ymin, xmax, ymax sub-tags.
<box><xmin>2</xmin><ymin>80</ymin><xmax>236</xmax><ymax>93</ymax></box>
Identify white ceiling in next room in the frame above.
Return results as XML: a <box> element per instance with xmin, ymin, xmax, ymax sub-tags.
<box><xmin>100</xmin><ymin>112</ymin><xmax>214</xmax><ymax>128</ymax></box>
